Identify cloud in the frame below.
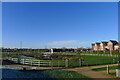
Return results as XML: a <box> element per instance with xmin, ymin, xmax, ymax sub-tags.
<box><xmin>46</xmin><ymin>40</ymin><xmax>86</xmax><ymax>48</ymax></box>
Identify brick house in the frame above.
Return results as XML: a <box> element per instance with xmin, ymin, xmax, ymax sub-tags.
<box><xmin>92</xmin><ymin>40</ymin><xmax>119</xmax><ymax>51</ymax></box>
<box><xmin>100</xmin><ymin>42</ymin><xmax>108</xmax><ymax>51</ymax></box>
<box><xmin>94</xmin><ymin>43</ymin><xmax>100</xmax><ymax>51</ymax></box>
<box><xmin>107</xmin><ymin>40</ymin><xmax>118</xmax><ymax>50</ymax></box>
<box><xmin>92</xmin><ymin>43</ymin><xmax>95</xmax><ymax>51</ymax></box>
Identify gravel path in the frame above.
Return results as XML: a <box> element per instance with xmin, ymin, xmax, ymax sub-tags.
<box><xmin>62</xmin><ymin>64</ymin><xmax>119</xmax><ymax>79</ymax></box>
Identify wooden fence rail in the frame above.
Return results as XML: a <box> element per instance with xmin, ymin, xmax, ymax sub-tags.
<box><xmin>80</xmin><ymin>53</ymin><xmax>119</xmax><ymax>57</ymax></box>
<box><xmin>8</xmin><ymin>57</ymin><xmax>119</xmax><ymax>68</ymax></box>
<box><xmin>9</xmin><ymin>58</ymin><xmax>50</xmax><ymax>66</ymax></box>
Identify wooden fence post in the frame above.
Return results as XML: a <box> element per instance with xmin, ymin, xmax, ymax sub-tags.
<box><xmin>39</xmin><ymin>60</ymin><xmax>41</xmax><ymax>67</ymax></box>
<box><xmin>113</xmin><ymin>59</ymin><xmax>115</xmax><ymax>64</ymax></box>
<box><xmin>49</xmin><ymin>62</ymin><xmax>51</xmax><ymax>67</ymax></box>
<box><xmin>58</xmin><ymin>61</ymin><xmax>59</xmax><ymax>67</ymax></box>
<box><xmin>65</xmin><ymin>59</ymin><xmax>68</xmax><ymax>67</ymax></box>
<box><xmin>50</xmin><ymin>61</ymin><xmax>52</xmax><ymax>67</ymax></box>
<box><xmin>118</xmin><ymin>61</ymin><xmax>119</xmax><ymax>66</ymax></box>
<box><xmin>31</xmin><ymin>59</ymin><xmax>33</xmax><ymax>66</ymax></box>
<box><xmin>23</xmin><ymin>59</ymin><xmax>25</xmax><ymax>64</ymax></box>
<box><xmin>107</xmin><ymin>65</ymin><xmax>109</xmax><ymax>74</ymax></box>
<box><xmin>79</xmin><ymin>59</ymin><xmax>82</xmax><ymax>67</ymax></box>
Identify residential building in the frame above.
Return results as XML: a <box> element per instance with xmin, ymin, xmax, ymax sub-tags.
<box><xmin>94</xmin><ymin>43</ymin><xmax>100</xmax><ymax>51</ymax></box>
<box><xmin>92</xmin><ymin>40</ymin><xmax>119</xmax><ymax>51</ymax></box>
<box><xmin>100</xmin><ymin>42</ymin><xmax>108</xmax><ymax>51</ymax></box>
<box><xmin>107</xmin><ymin>40</ymin><xmax>118</xmax><ymax>50</ymax></box>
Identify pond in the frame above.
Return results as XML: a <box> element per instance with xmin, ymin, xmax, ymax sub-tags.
<box><xmin>2</xmin><ymin>69</ymin><xmax>55</xmax><ymax>79</ymax></box>
<box><xmin>15</xmin><ymin>55</ymin><xmax>38</xmax><ymax>60</ymax></box>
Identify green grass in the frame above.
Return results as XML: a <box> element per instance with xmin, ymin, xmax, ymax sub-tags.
<box><xmin>87</xmin><ymin>52</ymin><xmax>119</xmax><ymax>54</ymax></box>
<box><xmin>109</xmin><ymin>72</ymin><xmax>120</xmax><ymax>78</ymax></box>
<box><xmin>43</xmin><ymin>70</ymin><xmax>91</xmax><ymax>79</ymax></box>
<box><xmin>0</xmin><ymin>54</ymin><xmax>2</xmax><ymax>57</ymax></box>
<box><xmin>11</xmin><ymin>55</ymin><xmax>119</xmax><ymax>67</ymax></box>
<box><xmin>109</xmin><ymin>72</ymin><xmax>116</xmax><ymax>76</ymax></box>
<box><xmin>63</xmin><ymin>55</ymin><xmax>118</xmax><ymax>66</ymax></box>
<box><xmin>91</xmin><ymin>66</ymin><xmax>119</xmax><ymax>71</ymax></box>
<box><xmin>0</xmin><ymin>54</ymin><xmax>9</xmax><ymax>58</ymax></box>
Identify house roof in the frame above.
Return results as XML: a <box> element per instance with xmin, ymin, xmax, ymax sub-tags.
<box><xmin>109</xmin><ymin>40</ymin><xmax>118</xmax><ymax>45</ymax></box>
<box><xmin>96</xmin><ymin>43</ymin><xmax>100</xmax><ymax>45</ymax></box>
<box><xmin>101</xmin><ymin>42</ymin><xmax>108</xmax><ymax>45</ymax></box>
<box><xmin>114</xmin><ymin>44</ymin><xmax>119</xmax><ymax>46</ymax></box>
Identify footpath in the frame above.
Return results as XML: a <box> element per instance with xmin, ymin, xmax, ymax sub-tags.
<box><xmin>62</xmin><ymin>64</ymin><xmax>118</xmax><ymax>79</ymax></box>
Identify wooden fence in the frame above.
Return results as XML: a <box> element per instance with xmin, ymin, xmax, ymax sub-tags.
<box><xmin>8</xmin><ymin>58</ymin><xmax>70</xmax><ymax>67</ymax></box>
<box><xmin>80</xmin><ymin>53</ymin><xmax>119</xmax><ymax>57</ymax></box>
<box><xmin>8</xmin><ymin>58</ymin><xmax>51</xmax><ymax>67</ymax></box>
<box><xmin>8</xmin><ymin>57</ymin><xmax>119</xmax><ymax>68</ymax></box>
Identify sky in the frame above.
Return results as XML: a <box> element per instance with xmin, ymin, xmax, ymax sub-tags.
<box><xmin>2</xmin><ymin>0</ymin><xmax>120</xmax><ymax>2</ymax></box>
<box><xmin>2</xmin><ymin>2</ymin><xmax>118</xmax><ymax>48</ymax></box>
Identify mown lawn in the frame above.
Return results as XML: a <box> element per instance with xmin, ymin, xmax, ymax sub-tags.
<box><xmin>11</xmin><ymin>55</ymin><xmax>119</xmax><ymax>68</ymax></box>
<box><xmin>88</xmin><ymin>52</ymin><xmax>119</xmax><ymax>54</ymax></box>
<box><xmin>91</xmin><ymin>66</ymin><xmax>119</xmax><ymax>71</ymax></box>
<box><xmin>0</xmin><ymin>54</ymin><xmax>9</xmax><ymax>58</ymax></box>
<box><xmin>63</xmin><ymin>55</ymin><xmax>118</xmax><ymax>66</ymax></box>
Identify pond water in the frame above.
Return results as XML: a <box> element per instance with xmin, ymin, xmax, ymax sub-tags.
<box><xmin>0</xmin><ymin>65</ymin><xmax>22</xmax><ymax>70</ymax></box>
<box><xmin>16</xmin><ymin>55</ymin><xmax>37</xmax><ymax>60</ymax></box>
<box><xmin>2</xmin><ymin>69</ymin><xmax>56</xmax><ymax>79</ymax></box>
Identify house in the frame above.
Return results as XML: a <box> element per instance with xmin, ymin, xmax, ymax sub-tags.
<box><xmin>114</xmin><ymin>44</ymin><xmax>119</xmax><ymax>50</ymax></box>
<box><xmin>100</xmin><ymin>42</ymin><xmax>108</xmax><ymax>51</ymax></box>
<box><xmin>107</xmin><ymin>40</ymin><xmax>118</xmax><ymax>50</ymax></box>
<box><xmin>92</xmin><ymin>43</ymin><xmax>95</xmax><ymax>51</ymax></box>
<box><xmin>92</xmin><ymin>40</ymin><xmax>119</xmax><ymax>51</ymax></box>
<box><xmin>94</xmin><ymin>43</ymin><xmax>100</xmax><ymax>51</ymax></box>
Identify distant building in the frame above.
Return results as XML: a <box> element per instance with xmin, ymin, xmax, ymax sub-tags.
<box><xmin>92</xmin><ymin>43</ymin><xmax>96</xmax><ymax>51</ymax></box>
<box><xmin>100</xmin><ymin>42</ymin><xmax>108</xmax><ymax>51</ymax></box>
<box><xmin>92</xmin><ymin>43</ymin><xmax>100</xmax><ymax>51</ymax></box>
<box><xmin>95</xmin><ymin>43</ymin><xmax>100</xmax><ymax>51</ymax></box>
<box><xmin>114</xmin><ymin>44</ymin><xmax>119</xmax><ymax>50</ymax></box>
<box><xmin>92</xmin><ymin>40</ymin><xmax>119</xmax><ymax>51</ymax></box>
<box><xmin>107</xmin><ymin>40</ymin><xmax>118</xmax><ymax>50</ymax></box>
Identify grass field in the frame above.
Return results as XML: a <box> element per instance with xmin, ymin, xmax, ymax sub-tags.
<box><xmin>0</xmin><ymin>54</ymin><xmax>9</xmax><ymax>58</ymax></box>
<box><xmin>61</xmin><ymin>55</ymin><xmax>118</xmax><ymax>66</ymax></box>
<box><xmin>87</xmin><ymin>52</ymin><xmax>119</xmax><ymax>54</ymax></box>
<box><xmin>43</xmin><ymin>70</ymin><xmax>91</xmax><ymax>79</ymax></box>
<box><xmin>11</xmin><ymin>55</ymin><xmax>119</xmax><ymax>67</ymax></box>
<box><xmin>91</xmin><ymin>66</ymin><xmax>119</xmax><ymax>71</ymax></box>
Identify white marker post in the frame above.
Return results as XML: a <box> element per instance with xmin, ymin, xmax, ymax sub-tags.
<box><xmin>51</xmin><ymin>48</ymin><xmax>53</xmax><ymax>53</ymax></box>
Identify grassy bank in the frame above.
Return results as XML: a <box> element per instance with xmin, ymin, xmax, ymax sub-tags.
<box><xmin>43</xmin><ymin>70</ymin><xmax>91</xmax><ymax>79</ymax></box>
<box><xmin>91</xmin><ymin>66</ymin><xmax>119</xmax><ymax>71</ymax></box>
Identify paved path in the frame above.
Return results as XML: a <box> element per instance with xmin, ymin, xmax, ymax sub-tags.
<box><xmin>62</xmin><ymin>64</ymin><xmax>118</xmax><ymax>79</ymax></box>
